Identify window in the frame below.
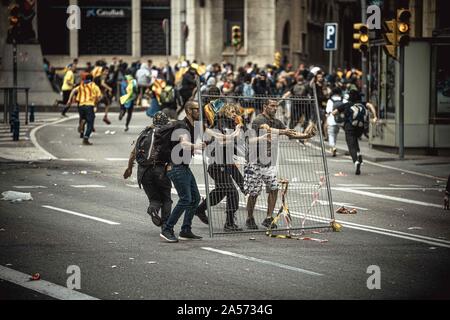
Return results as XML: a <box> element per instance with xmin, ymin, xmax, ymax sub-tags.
<box><xmin>141</xmin><ymin>0</ymin><xmax>171</xmax><ymax>55</ymax></box>
<box><xmin>37</xmin><ymin>0</ymin><xmax>69</xmax><ymax>54</ymax></box>
<box><xmin>78</xmin><ymin>0</ymin><xmax>132</xmax><ymax>55</ymax></box>
<box><xmin>224</xmin><ymin>0</ymin><xmax>244</xmax><ymax>47</ymax></box>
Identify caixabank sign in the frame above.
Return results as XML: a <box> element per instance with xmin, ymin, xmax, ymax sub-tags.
<box><xmin>85</xmin><ymin>8</ymin><xmax>130</xmax><ymax>18</ymax></box>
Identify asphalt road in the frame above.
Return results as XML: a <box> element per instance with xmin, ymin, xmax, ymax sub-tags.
<box><xmin>1</xmin><ymin>112</ymin><xmax>449</xmax><ymax>300</ymax></box>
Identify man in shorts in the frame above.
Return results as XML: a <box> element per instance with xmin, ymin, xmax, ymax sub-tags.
<box><xmin>244</xmin><ymin>99</ymin><xmax>316</xmax><ymax>229</ymax></box>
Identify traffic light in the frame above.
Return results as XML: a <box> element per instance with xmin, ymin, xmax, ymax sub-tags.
<box><xmin>353</xmin><ymin>23</ymin><xmax>369</xmax><ymax>53</ymax></box>
<box><xmin>396</xmin><ymin>8</ymin><xmax>411</xmax><ymax>46</ymax></box>
<box><xmin>231</xmin><ymin>25</ymin><xmax>241</xmax><ymax>49</ymax></box>
<box><xmin>382</xmin><ymin>8</ymin><xmax>411</xmax><ymax>60</ymax></box>
<box><xmin>383</xmin><ymin>19</ymin><xmax>397</xmax><ymax>59</ymax></box>
<box><xmin>7</xmin><ymin>3</ymin><xmax>20</xmax><ymax>44</ymax></box>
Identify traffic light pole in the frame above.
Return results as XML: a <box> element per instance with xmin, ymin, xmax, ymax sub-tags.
<box><xmin>361</xmin><ymin>0</ymin><xmax>368</xmax><ymax>103</ymax></box>
<box><xmin>12</xmin><ymin>38</ymin><xmax>17</xmax><ymax>106</ymax></box>
<box><xmin>399</xmin><ymin>45</ymin><xmax>405</xmax><ymax>159</ymax></box>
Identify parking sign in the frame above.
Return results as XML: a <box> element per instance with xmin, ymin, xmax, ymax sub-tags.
<box><xmin>324</xmin><ymin>23</ymin><xmax>338</xmax><ymax>51</ymax></box>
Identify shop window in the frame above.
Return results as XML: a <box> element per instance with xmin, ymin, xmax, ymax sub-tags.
<box><xmin>37</xmin><ymin>0</ymin><xmax>69</xmax><ymax>55</ymax></box>
<box><xmin>78</xmin><ymin>0</ymin><xmax>132</xmax><ymax>55</ymax></box>
<box><xmin>141</xmin><ymin>0</ymin><xmax>171</xmax><ymax>55</ymax></box>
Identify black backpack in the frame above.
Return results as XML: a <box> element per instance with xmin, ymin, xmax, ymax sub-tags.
<box><xmin>135</xmin><ymin>126</ymin><xmax>157</xmax><ymax>166</ymax></box>
<box><xmin>349</xmin><ymin>103</ymin><xmax>368</xmax><ymax>128</ymax></box>
<box><xmin>151</xmin><ymin>121</ymin><xmax>178</xmax><ymax>164</ymax></box>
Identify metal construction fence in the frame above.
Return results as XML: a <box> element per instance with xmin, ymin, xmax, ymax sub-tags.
<box><xmin>197</xmin><ymin>89</ymin><xmax>336</xmax><ymax>237</ymax></box>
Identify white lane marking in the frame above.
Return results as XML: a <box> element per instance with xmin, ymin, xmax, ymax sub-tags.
<box><xmin>338</xmin><ymin>223</ymin><xmax>450</xmax><ymax>249</ymax></box>
<box><xmin>42</xmin><ymin>205</ymin><xmax>120</xmax><ymax>225</ymax></box>
<box><xmin>59</xmin><ymin>158</ymin><xmax>89</xmax><ymax>161</ymax></box>
<box><xmin>337</xmin><ymin>220</ymin><xmax>450</xmax><ymax>245</ymax></box>
<box><xmin>13</xmin><ymin>185</ymin><xmax>48</xmax><ymax>189</ymax></box>
<box><xmin>389</xmin><ymin>184</ymin><xmax>421</xmax><ymax>187</ymax></box>
<box><xmin>328</xmin><ymin>159</ymin><xmax>350</xmax><ymax>163</ymax></box>
<box><xmin>0</xmin><ymin>265</ymin><xmax>99</xmax><ymax>300</ymax></box>
<box><xmin>286</xmin><ymin>158</ymin><xmax>312</xmax><ymax>163</ymax></box>
<box><xmin>173</xmin><ymin>188</ymin><xmax>448</xmax><ymax>248</ymax></box>
<box><xmin>70</xmin><ymin>185</ymin><xmax>106</xmax><ymax>188</ymax></box>
<box><xmin>30</xmin><ymin>115</ymin><xmax>78</xmax><ymax>160</ymax></box>
<box><xmin>334</xmin><ymin>188</ymin><xmax>442</xmax><ymax>208</ymax></box>
<box><xmin>364</xmin><ymin>160</ymin><xmax>447</xmax><ymax>180</ymax></box>
<box><xmin>336</xmin><ymin>187</ymin><xmax>441</xmax><ymax>191</ymax></box>
<box><xmin>284</xmin><ymin>211</ymin><xmax>450</xmax><ymax>248</ymax></box>
<box><xmin>337</xmin><ymin>184</ymin><xmax>371</xmax><ymax>187</ymax></box>
<box><xmin>105</xmin><ymin>158</ymin><xmax>129</xmax><ymax>161</ymax></box>
<box><xmin>201</xmin><ymin>247</ymin><xmax>323</xmax><ymax>276</ymax></box>
<box><xmin>126</xmin><ymin>184</ymin><xmax>139</xmax><ymax>188</ymax></box>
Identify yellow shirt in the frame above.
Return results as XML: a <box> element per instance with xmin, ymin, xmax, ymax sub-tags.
<box><xmin>75</xmin><ymin>82</ymin><xmax>102</xmax><ymax>106</ymax></box>
<box><xmin>91</xmin><ymin>66</ymin><xmax>103</xmax><ymax>79</ymax></box>
<box><xmin>62</xmin><ymin>70</ymin><xmax>74</xmax><ymax>91</ymax></box>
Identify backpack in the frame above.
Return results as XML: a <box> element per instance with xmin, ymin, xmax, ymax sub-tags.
<box><xmin>150</xmin><ymin>122</ymin><xmax>178</xmax><ymax>164</ymax></box>
<box><xmin>160</xmin><ymin>86</ymin><xmax>175</xmax><ymax>105</ymax></box>
<box><xmin>242</xmin><ymin>83</ymin><xmax>255</xmax><ymax>99</ymax></box>
<box><xmin>135</xmin><ymin>127</ymin><xmax>156</xmax><ymax>166</ymax></box>
<box><xmin>349</xmin><ymin>103</ymin><xmax>368</xmax><ymax>128</ymax></box>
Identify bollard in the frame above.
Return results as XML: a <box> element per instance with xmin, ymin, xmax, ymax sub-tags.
<box><xmin>12</xmin><ymin>117</ymin><xmax>20</xmax><ymax>141</ymax></box>
<box><xmin>29</xmin><ymin>103</ymin><xmax>35</xmax><ymax>122</ymax></box>
<box><xmin>11</xmin><ymin>109</ymin><xmax>20</xmax><ymax>141</ymax></box>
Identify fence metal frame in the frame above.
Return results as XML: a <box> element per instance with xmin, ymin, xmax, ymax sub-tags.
<box><xmin>196</xmin><ymin>83</ymin><xmax>335</xmax><ymax>237</ymax></box>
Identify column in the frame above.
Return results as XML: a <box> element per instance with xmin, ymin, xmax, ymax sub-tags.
<box><xmin>69</xmin><ymin>0</ymin><xmax>78</xmax><ymax>58</ymax></box>
<box><xmin>132</xmin><ymin>0</ymin><xmax>141</xmax><ymax>58</ymax></box>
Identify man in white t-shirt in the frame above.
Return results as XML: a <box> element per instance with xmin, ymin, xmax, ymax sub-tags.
<box><xmin>326</xmin><ymin>87</ymin><xmax>346</xmax><ymax>157</ymax></box>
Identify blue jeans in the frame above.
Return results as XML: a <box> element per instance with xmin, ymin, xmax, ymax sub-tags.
<box><xmin>79</xmin><ymin>106</ymin><xmax>95</xmax><ymax>139</ymax></box>
<box><xmin>164</xmin><ymin>165</ymin><xmax>200</xmax><ymax>233</ymax></box>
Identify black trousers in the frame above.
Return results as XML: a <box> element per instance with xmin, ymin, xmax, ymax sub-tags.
<box><xmin>344</xmin><ymin>124</ymin><xmax>364</xmax><ymax>163</ymax></box>
<box><xmin>140</xmin><ymin>165</ymin><xmax>173</xmax><ymax>225</ymax></box>
<box><xmin>198</xmin><ymin>164</ymin><xmax>244</xmax><ymax>225</ymax></box>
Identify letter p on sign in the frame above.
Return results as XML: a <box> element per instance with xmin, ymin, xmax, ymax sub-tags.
<box><xmin>324</xmin><ymin>23</ymin><xmax>337</xmax><ymax>51</ymax></box>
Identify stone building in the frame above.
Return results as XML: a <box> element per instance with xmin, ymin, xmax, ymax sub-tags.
<box><xmin>1</xmin><ymin>0</ymin><xmax>359</xmax><ymax>69</ymax></box>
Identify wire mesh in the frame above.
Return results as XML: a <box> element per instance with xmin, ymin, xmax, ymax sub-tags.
<box><xmin>197</xmin><ymin>92</ymin><xmax>335</xmax><ymax>237</ymax></box>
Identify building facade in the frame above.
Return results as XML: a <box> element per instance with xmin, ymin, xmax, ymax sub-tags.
<box><xmin>31</xmin><ymin>0</ymin><xmax>357</xmax><ymax>69</ymax></box>
<box><xmin>367</xmin><ymin>0</ymin><xmax>450</xmax><ymax>153</ymax></box>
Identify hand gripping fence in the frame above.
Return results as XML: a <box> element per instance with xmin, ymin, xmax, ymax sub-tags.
<box><xmin>196</xmin><ymin>80</ymin><xmax>335</xmax><ymax>237</ymax></box>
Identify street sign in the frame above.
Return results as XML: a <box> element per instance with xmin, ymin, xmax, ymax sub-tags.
<box><xmin>324</xmin><ymin>23</ymin><xmax>338</xmax><ymax>51</ymax></box>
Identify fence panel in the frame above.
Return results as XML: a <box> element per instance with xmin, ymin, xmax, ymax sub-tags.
<box><xmin>197</xmin><ymin>91</ymin><xmax>335</xmax><ymax>237</ymax></box>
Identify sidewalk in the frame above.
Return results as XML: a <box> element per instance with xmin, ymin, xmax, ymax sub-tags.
<box><xmin>323</xmin><ymin>134</ymin><xmax>450</xmax><ymax>180</ymax></box>
<box><xmin>331</xmin><ymin>135</ymin><xmax>399</xmax><ymax>162</ymax></box>
<box><xmin>0</xmin><ymin>112</ymin><xmax>68</xmax><ymax>162</ymax></box>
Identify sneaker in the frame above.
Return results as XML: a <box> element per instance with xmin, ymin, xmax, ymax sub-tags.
<box><xmin>147</xmin><ymin>207</ymin><xmax>162</xmax><ymax>227</ymax></box>
<box><xmin>160</xmin><ymin>229</ymin><xmax>178</xmax><ymax>243</ymax></box>
<box><xmin>179</xmin><ymin>230</ymin><xmax>202</xmax><ymax>241</ymax></box>
<box><xmin>118</xmin><ymin>111</ymin><xmax>125</xmax><ymax>121</ymax></box>
<box><xmin>61</xmin><ymin>112</ymin><xmax>68</xmax><ymax>118</ymax></box>
<box><xmin>355</xmin><ymin>161</ymin><xmax>361</xmax><ymax>175</ymax></box>
<box><xmin>124</xmin><ymin>126</ymin><xmax>129</xmax><ymax>132</ymax></box>
<box><xmin>82</xmin><ymin>138</ymin><xmax>92</xmax><ymax>145</ymax></box>
<box><xmin>103</xmin><ymin>117</ymin><xmax>111</xmax><ymax>125</ymax></box>
<box><xmin>262</xmin><ymin>217</ymin><xmax>276</xmax><ymax>229</ymax></box>
<box><xmin>246</xmin><ymin>217</ymin><xmax>259</xmax><ymax>230</ymax></box>
<box><xmin>195</xmin><ymin>207</ymin><xmax>209</xmax><ymax>225</ymax></box>
<box><xmin>332</xmin><ymin>148</ymin><xmax>337</xmax><ymax>157</ymax></box>
<box><xmin>224</xmin><ymin>223</ymin><xmax>243</xmax><ymax>232</ymax></box>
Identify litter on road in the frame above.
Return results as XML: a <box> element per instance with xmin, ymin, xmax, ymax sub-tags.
<box><xmin>1</xmin><ymin>191</ymin><xmax>33</xmax><ymax>202</ymax></box>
